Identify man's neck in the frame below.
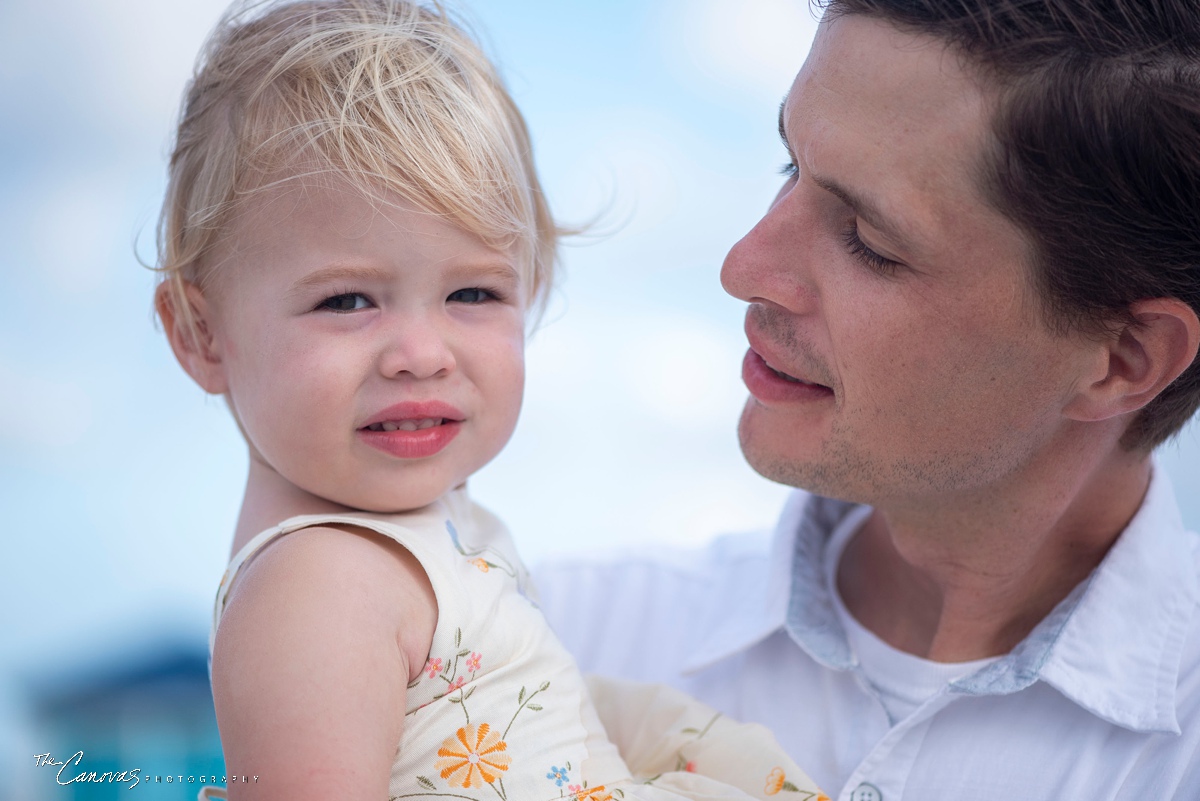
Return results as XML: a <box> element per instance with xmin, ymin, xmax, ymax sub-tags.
<box><xmin>836</xmin><ymin>446</ymin><xmax>1152</xmax><ymax>662</ymax></box>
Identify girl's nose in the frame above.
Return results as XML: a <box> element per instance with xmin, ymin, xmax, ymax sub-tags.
<box><xmin>378</xmin><ymin>314</ymin><xmax>456</xmax><ymax>380</ymax></box>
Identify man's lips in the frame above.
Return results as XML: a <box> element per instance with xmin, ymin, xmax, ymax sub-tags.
<box><xmin>357</xmin><ymin>401</ymin><xmax>464</xmax><ymax>459</ymax></box>
<box><xmin>741</xmin><ymin>348</ymin><xmax>834</xmax><ymax>404</ymax></box>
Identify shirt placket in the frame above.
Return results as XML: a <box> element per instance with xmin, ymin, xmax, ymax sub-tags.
<box><xmin>834</xmin><ymin>692</ymin><xmax>956</xmax><ymax>801</ymax></box>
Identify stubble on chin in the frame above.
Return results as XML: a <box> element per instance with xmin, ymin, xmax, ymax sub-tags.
<box><xmin>736</xmin><ymin>400</ymin><xmax>865</xmax><ymax>498</ymax></box>
<box><xmin>739</xmin><ymin>396</ymin><xmax>1029</xmax><ymax>507</ymax></box>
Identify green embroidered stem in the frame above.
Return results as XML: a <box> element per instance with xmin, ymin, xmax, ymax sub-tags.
<box><xmin>502</xmin><ymin>682</ymin><xmax>549</xmax><ymax>739</ymax></box>
<box><xmin>694</xmin><ymin>712</ymin><xmax>721</xmax><ymax>740</ymax></box>
<box><xmin>458</xmin><ymin>687</ymin><xmax>471</xmax><ymax>725</ymax></box>
<box><xmin>485</xmin><ymin>777</ymin><xmax>506</xmax><ymax>801</ymax></box>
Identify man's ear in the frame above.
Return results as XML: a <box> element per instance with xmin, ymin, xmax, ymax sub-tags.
<box><xmin>156</xmin><ymin>281</ymin><xmax>229</xmax><ymax>395</ymax></box>
<box><xmin>1065</xmin><ymin>297</ymin><xmax>1200</xmax><ymax>423</ymax></box>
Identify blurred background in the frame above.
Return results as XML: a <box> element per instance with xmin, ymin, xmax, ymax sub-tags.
<box><xmin>1</xmin><ymin>1</ymin><xmax>1196</xmax><ymax>798</ymax></box>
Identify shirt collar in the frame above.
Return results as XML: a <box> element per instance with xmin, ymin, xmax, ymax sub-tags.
<box><xmin>686</xmin><ymin>468</ymin><xmax>1197</xmax><ymax>734</ymax></box>
<box><xmin>680</xmin><ymin>490</ymin><xmax>815</xmax><ymax>673</ymax></box>
<box><xmin>962</xmin><ymin>465</ymin><xmax>1196</xmax><ymax>734</ymax></box>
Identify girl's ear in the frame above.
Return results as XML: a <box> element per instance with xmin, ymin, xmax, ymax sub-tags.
<box><xmin>156</xmin><ymin>281</ymin><xmax>229</xmax><ymax>395</ymax></box>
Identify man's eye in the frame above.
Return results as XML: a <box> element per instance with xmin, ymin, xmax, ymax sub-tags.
<box><xmin>843</xmin><ymin>225</ymin><xmax>903</xmax><ymax>276</ymax></box>
<box><xmin>447</xmin><ymin>288</ymin><xmax>494</xmax><ymax>304</ymax></box>
<box><xmin>779</xmin><ymin>160</ymin><xmax>799</xmax><ymax>179</ymax></box>
<box><xmin>318</xmin><ymin>293</ymin><xmax>371</xmax><ymax>312</ymax></box>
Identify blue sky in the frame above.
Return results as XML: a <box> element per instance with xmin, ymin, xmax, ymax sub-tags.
<box><xmin>2</xmin><ymin>0</ymin><xmax>1197</xmax><ymax>785</ymax></box>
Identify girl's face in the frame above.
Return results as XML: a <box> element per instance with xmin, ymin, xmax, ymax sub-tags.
<box><xmin>196</xmin><ymin>180</ymin><xmax>526</xmax><ymax>512</ymax></box>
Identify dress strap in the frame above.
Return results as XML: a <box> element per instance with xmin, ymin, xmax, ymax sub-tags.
<box><xmin>209</xmin><ymin>507</ymin><xmax>459</xmax><ymax>657</ymax></box>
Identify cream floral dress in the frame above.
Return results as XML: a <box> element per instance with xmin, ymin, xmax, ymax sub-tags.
<box><xmin>205</xmin><ymin>488</ymin><xmax>826</xmax><ymax>801</ymax></box>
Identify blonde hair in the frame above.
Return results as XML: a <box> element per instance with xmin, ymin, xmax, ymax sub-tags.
<box><xmin>156</xmin><ymin>0</ymin><xmax>559</xmax><ymax>345</ymax></box>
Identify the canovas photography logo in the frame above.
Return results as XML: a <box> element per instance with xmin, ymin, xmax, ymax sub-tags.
<box><xmin>34</xmin><ymin>751</ymin><xmax>258</xmax><ymax>790</ymax></box>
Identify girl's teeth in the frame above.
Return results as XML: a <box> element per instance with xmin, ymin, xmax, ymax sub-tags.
<box><xmin>374</xmin><ymin>418</ymin><xmax>445</xmax><ymax>432</ymax></box>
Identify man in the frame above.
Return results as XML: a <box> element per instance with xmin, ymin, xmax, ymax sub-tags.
<box><xmin>538</xmin><ymin>1</ymin><xmax>1200</xmax><ymax>798</ymax></box>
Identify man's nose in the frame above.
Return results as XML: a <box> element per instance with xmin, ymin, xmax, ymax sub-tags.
<box><xmin>720</xmin><ymin>183</ymin><xmax>818</xmax><ymax>314</ymax></box>
<box><xmin>378</xmin><ymin>312</ymin><xmax>456</xmax><ymax>380</ymax></box>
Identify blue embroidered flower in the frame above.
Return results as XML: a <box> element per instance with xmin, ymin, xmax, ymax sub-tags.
<box><xmin>547</xmin><ymin>766</ymin><xmax>570</xmax><ymax>786</ymax></box>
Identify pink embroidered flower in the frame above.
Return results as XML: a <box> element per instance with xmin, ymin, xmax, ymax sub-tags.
<box><xmin>684</xmin><ymin>761</ymin><xmax>696</xmax><ymax>773</ymax></box>
<box><xmin>447</xmin><ymin>675</ymin><xmax>467</xmax><ymax>692</ymax></box>
<box><xmin>466</xmin><ymin>652</ymin><xmax>482</xmax><ymax>672</ymax></box>
<box><xmin>568</xmin><ymin>785</ymin><xmax>582</xmax><ymax>794</ymax></box>
<box><xmin>425</xmin><ymin>658</ymin><xmax>443</xmax><ymax>679</ymax></box>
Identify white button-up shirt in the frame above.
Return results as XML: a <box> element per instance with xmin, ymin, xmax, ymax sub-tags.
<box><xmin>535</xmin><ymin>468</ymin><xmax>1200</xmax><ymax>800</ymax></box>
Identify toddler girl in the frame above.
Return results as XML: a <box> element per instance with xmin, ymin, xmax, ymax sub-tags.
<box><xmin>154</xmin><ymin>1</ymin><xmax>826</xmax><ymax>799</ymax></box>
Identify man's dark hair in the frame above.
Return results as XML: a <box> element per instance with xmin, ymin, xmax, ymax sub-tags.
<box><xmin>818</xmin><ymin>0</ymin><xmax>1200</xmax><ymax>450</ymax></box>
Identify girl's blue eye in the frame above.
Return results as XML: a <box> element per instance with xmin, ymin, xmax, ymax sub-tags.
<box><xmin>447</xmin><ymin>288</ymin><xmax>493</xmax><ymax>304</ymax></box>
<box><xmin>318</xmin><ymin>293</ymin><xmax>371</xmax><ymax>312</ymax></box>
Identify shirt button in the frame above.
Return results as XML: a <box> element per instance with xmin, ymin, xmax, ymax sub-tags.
<box><xmin>850</xmin><ymin>783</ymin><xmax>883</xmax><ymax>801</ymax></box>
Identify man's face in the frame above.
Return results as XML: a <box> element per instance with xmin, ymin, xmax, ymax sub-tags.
<box><xmin>722</xmin><ymin>14</ymin><xmax>1096</xmax><ymax>506</ymax></box>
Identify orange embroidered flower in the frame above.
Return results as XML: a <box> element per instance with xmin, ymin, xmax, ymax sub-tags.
<box><xmin>435</xmin><ymin>723</ymin><xmax>510</xmax><ymax>788</ymax></box>
<box><xmin>765</xmin><ymin>767</ymin><xmax>787</xmax><ymax>795</ymax></box>
<box><xmin>573</xmin><ymin>786</ymin><xmax>613</xmax><ymax>801</ymax></box>
<box><xmin>472</xmin><ymin>558</ymin><xmax>490</xmax><ymax>572</ymax></box>
<box><xmin>765</xmin><ymin>766</ymin><xmax>828</xmax><ymax>798</ymax></box>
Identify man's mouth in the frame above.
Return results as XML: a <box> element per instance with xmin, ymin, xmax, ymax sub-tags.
<box><xmin>363</xmin><ymin>418</ymin><xmax>448</xmax><ymax>432</ymax></box>
<box><xmin>765</xmin><ymin>361</ymin><xmax>827</xmax><ymax>389</ymax></box>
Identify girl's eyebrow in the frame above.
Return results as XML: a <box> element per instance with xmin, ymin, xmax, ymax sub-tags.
<box><xmin>288</xmin><ymin>262</ymin><xmax>520</xmax><ymax>294</ymax></box>
<box><xmin>452</xmin><ymin>262</ymin><xmax>520</xmax><ymax>285</ymax></box>
<box><xmin>290</xmin><ymin>265</ymin><xmax>393</xmax><ymax>292</ymax></box>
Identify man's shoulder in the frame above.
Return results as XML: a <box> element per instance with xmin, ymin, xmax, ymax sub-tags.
<box><xmin>534</xmin><ymin>527</ymin><xmax>783</xmax><ymax>682</ymax></box>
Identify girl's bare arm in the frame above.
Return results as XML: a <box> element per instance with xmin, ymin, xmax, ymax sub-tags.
<box><xmin>211</xmin><ymin>526</ymin><xmax>437</xmax><ymax>799</ymax></box>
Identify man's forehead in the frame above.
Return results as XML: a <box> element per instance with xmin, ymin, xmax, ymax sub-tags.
<box><xmin>780</xmin><ymin>14</ymin><xmax>998</xmax><ymax>254</ymax></box>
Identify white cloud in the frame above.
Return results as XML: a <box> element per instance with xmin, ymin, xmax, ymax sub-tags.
<box><xmin>621</xmin><ymin>315</ymin><xmax>747</xmax><ymax>430</ymax></box>
<box><xmin>0</xmin><ymin>356</ymin><xmax>94</xmax><ymax>449</ymax></box>
<box><xmin>660</xmin><ymin>0</ymin><xmax>820</xmax><ymax>103</ymax></box>
<box><xmin>30</xmin><ymin>175</ymin><xmax>125</xmax><ymax>295</ymax></box>
<box><xmin>645</xmin><ymin>470</ymin><xmax>791</xmax><ymax>546</ymax></box>
<box><xmin>0</xmin><ymin>0</ymin><xmax>229</xmax><ymax>145</ymax></box>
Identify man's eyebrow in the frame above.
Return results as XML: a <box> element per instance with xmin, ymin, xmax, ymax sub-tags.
<box><xmin>777</xmin><ymin>98</ymin><xmax>917</xmax><ymax>251</ymax></box>
<box><xmin>812</xmin><ymin>175</ymin><xmax>918</xmax><ymax>249</ymax></box>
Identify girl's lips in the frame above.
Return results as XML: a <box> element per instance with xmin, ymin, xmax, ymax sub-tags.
<box><xmin>741</xmin><ymin>348</ymin><xmax>834</xmax><ymax>404</ymax></box>
<box><xmin>359</xmin><ymin>400</ymin><xmax>464</xmax><ymax>429</ymax></box>
<box><xmin>358</xmin><ymin>419</ymin><xmax>462</xmax><ymax>459</ymax></box>
<box><xmin>357</xmin><ymin>401</ymin><xmax>466</xmax><ymax>458</ymax></box>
